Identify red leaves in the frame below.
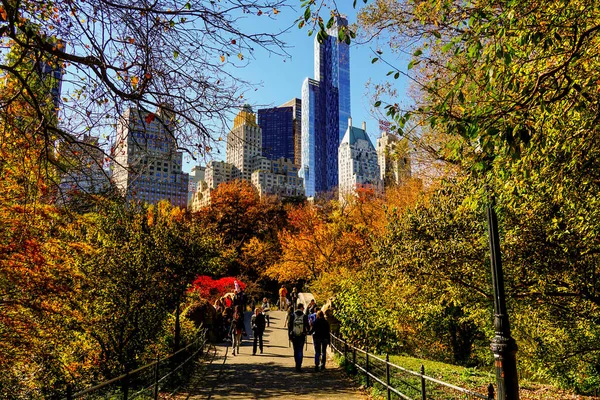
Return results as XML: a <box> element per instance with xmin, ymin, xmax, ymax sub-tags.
<box><xmin>190</xmin><ymin>275</ymin><xmax>246</xmax><ymax>301</ymax></box>
<box><xmin>145</xmin><ymin>112</ymin><xmax>156</xmax><ymax>124</ymax></box>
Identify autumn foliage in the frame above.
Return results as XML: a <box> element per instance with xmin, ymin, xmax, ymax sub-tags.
<box><xmin>190</xmin><ymin>276</ymin><xmax>246</xmax><ymax>302</ymax></box>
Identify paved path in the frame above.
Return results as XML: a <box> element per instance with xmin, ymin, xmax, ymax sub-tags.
<box><xmin>178</xmin><ymin>311</ymin><xmax>365</xmax><ymax>399</ymax></box>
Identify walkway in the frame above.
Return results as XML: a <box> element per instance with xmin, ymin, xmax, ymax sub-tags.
<box><xmin>177</xmin><ymin>310</ymin><xmax>365</xmax><ymax>399</ymax></box>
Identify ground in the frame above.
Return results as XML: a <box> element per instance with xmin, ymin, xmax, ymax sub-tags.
<box><xmin>176</xmin><ymin>310</ymin><xmax>366</xmax><ymax>399</ymax></box>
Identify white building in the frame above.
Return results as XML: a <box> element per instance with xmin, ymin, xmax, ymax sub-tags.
<box><xmin>338</xmin><ymin>118</ymin><xmax>382</xmax><ymax>203</ymax></box>
<box><xmin>187</xmin><ymin>165</ymin><xmax>206</xmax><ymax>207</ymax></box>
<box><xmin>111</xmin><ymin>106</ymin><xmax>189</xmax><ymax>208</ymax></box>
<box><xmin>251</xmin><ymin>156</ymin><xmax>304</xmax><ymax>198</ymax></box>
<box><xmin>376</xmin><ymin>130</ymin><xmax>411</xmax><ymax>187</ymax></box>
<box><xmin>190</xmin><ymin>160</ymin><xmax>233</xmax><ymax>211</ymax></box>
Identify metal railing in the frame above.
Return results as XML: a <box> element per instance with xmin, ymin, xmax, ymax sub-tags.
<box><xmin>65</xmin><ymin>329</ymin><xmax>208</xmax><ymax>399</ymax></box>
<box><xmin>330</xmin><ymin>333</ymin><xmax>495</xmax><ymax>400</ymax></box>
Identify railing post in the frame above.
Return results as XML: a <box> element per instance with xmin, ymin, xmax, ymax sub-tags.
<box><xmin>66</xmin><ymin>384</ymin><xmax>73</xmax><ymax>400</ymax></box>
<box><xmin>420</xmin><ymin>364</ymin><xmax>426</xmax><ymax>400</ymax></box>
<box><xmin>386</xmin><ymin>354</ymin><xmax>391</xmax><ymax>400</ymax></box>
<box><xmin>344</xmin><ymin>338</ymin><xmax>348</xmax><ymax>364</ymax></box>
<box><xmin>352</xmin><ymin>346</ymin><xmax>357</xmax><ymax>374</ymax></box>
<box><xmin>488</xmin><ymin>383</ymin><xmax>495</xmax><ymax>400</ymax></box>
<box><xmin>153</xmin><ymin>355</ymin><xmax>160</xmax><ymax>400</ymax></box>
<box><xmin>366</xmin><ymin>345</ymin><xmax>370</xmax><ymax>387</ymax></box>
<box><xmin>122</xmin><ymin>370</ymin><xmax>129</xmax><ymax>400</ymax></box>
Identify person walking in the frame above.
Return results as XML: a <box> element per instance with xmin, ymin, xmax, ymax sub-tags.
<box><xmin>311</xmin><ymin>310</ymin><xmax>331</xmax><ymax>371</ymax></box>
<box><xmin>251</xmin><ymin>307</ymin><xmax>266</xmax><ymax>355</ymax></box>
<box><xmin>288</xmin><ymin>303</ymin><xmax>309</xmax><ymax>372</ymax></box>
<box><xmin>278</xmin><ymin>285</ymin><xmax>288</xmax><ymax>311</ymax></box>
<box><xmin>284</xmin><ymin>303</ymin><xmax>294</xmax><ymax>328</ymax></box>
<box><xmin>261</xmin><ymin>297</ymin><xmax>271</xmax><ymax>327</ymax></box>
<box><xmin>306</xmin><ymin>299</ymin><xmax>317</xmax><ymax>316</ymax></box>
<box><xmin>290</xmin><ymin>287</ymin><xmax>299</xmax><ymax>310</ymax></box>
<box><xmin>231</xmin><ymin>306</ymin><xmax>246</xmax><ymax>356</ymax></box>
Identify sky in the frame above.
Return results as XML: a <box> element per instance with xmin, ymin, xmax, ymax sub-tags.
<box><xmin>182</xmin><ymin>2</ymin><xmax>411</xmax><ymax>173</ymax></box>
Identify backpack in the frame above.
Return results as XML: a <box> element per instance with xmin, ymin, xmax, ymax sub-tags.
<box><xmin>292</xmin><ymin>313</ymin><xmax>304</xmax><ymax>337</ymax></box>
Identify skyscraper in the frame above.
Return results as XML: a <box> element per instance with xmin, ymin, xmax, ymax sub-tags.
<box><xmin>257</xmin><ymin>106</ymin><xmax>295</xmax><ymax>162</ymax></box>
<box><xmin>111</xmin><ymin>106</ymin><xmax>189</xmax><ymax>208</ymax></box>
<box><xmin>300</xmin><ymin>16</ymin><xmax>351</xmax><ymax>197</ymax></box>
<box><xmin>279</xmin><ymin>98</ymin><xmax>303</xmax><ymax>167</ymax></box>
<box><xmin>226</xmin><ymin>104</ymin><xmax>262</xmax><ymax>182</ymax></box>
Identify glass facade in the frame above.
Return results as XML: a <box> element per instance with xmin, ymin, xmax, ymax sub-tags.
<box><xmin>257</xmin><ymin>106</ymin><xmax>295</xmax><ymax>161</ymax></box>
<box><xmin>301</xmin><ymin>16</ymin><xmax>351</xmax><ymax>196</ymax></box>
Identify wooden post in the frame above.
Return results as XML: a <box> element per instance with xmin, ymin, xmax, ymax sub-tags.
<box><xmin>122</xmin><ymin>370</ymin><xmax>129</xmax><ymax>400</ymax></box>
<box><xmin>353</xmin><ymin>347</ymin><xmax>357</xmax><ymax>374</ymax></box>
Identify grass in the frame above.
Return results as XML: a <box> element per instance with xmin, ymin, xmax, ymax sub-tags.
<box><xmin>333</xmin><ymin>352</ymin><xmax>598</xmax><ymax>400</ymax></box>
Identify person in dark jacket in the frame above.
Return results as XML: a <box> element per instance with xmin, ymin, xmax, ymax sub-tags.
<box><xmin>251</xmin><ymin>307</ymin><xmax>266</xmax><ymax>355</ymax></box>
<box><xmin>311</xmin><ymin>310</ymin><xmax>331</xmax><ymax>371</ymax></box>
<box><xmin>231</xmin><ymin>306</ymin><xmax>246</xmax><ymax>356</ymax></box>
<box><xmin>288</xmin><ymin>303</ymin><xmax>309</xmax><ymax>372</ymax></box>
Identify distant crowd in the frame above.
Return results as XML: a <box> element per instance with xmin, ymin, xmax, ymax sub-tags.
<box><xmin>212</xmin><ymin>282</ymin><xmax>331</xmax><ymax>372</ymax></box>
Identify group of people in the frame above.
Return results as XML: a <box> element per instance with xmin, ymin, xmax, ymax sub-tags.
<box><xmin>215</xmin><ymin>294</ymin><xmax>271</xmax><ymax>356</ymax></box>
<box><xmin>214</xmin><ymin>284</ymin><xmax>331</xmax><ymax>373</ymax></box>
<box><xmin>287</xmin><ymin>299</ymin><xmax>331</xmax><ymax>372</ymax></box>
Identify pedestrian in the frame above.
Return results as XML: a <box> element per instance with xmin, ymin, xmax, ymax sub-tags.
<box><xmin>311</xmin><ymin>310</ymin><xmax>330</xmax><ymax>371</ymax></box>
<box><xmin>306</xmin><ymin>299</ymin><xmax>317</xmax><ymax>316</ymax></box>
<box><xmin>222</xmin><ymin>306</ymin><xmax>233</xmax><ymax>341</ymax></box>
<box><xmin>284</xmin><ymin>302</ymin><xmax>294</xmax><ymax>328</ymax></box>
<box><xmin>261</xmin><ymin>297</ymin><xmax>271</xmax><ymax>327</ymax></box>
<box><xmin>308</xmin><ymin>306</ymin><xmax>319</xmax><ymax>328</ymax></box>
<box><xmin>288</xmin><ymin>303</ymin><xmax>309</xmax><ymax>372</ymax></box>
<box><xmin>231</xmin><ymin>306</ymin><xmax>246</xmax><ymax>356</ymax></box>
<box><xmin>290</xmin><ymin>287</ymin><xmax>299</xmax><ymax>310</ymax></box>
<box><xmin>278</xmin><ymin>285</ymin><xmax>288</xmax><ymax>311</ymax></box>
<box><xmin>251</xmin><ymin>307</ymin><xmax>266</xmax><ymax>355</ymax></box>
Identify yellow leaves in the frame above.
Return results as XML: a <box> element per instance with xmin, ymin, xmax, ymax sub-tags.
<box><xmin>273</xmin><ymin>8</ymin><xmax>279</xmax><ymax>15</ymax></box>
<box><xmin>130</xmin><ymin>75</ymin><xmax>139</xmax><ymax>88</ymax></box>
<box><xmin>237</xmin><ymin>52</ymin><xmax>244</xmax><ymax>60</ymax></box>
<box><xmin>220</xmin><ymin>55</ymin><xmax>225</xmax><ymax>63</ymax></box>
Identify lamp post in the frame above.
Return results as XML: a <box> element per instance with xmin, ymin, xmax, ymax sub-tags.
<box><xmin>487</xmin><ymin>201</ymin><xmax>519</xmax><ymax>400</ymax></box>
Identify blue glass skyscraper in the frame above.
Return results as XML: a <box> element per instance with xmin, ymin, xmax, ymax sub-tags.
<box><xmin>257</xmin><ymin>98</ymin><xmax>302</xmax><ymax>166</ymax></box>
<box><xmin>300</xmin><ymin>16</ymin><xmax>351</xmax><ymax>197</ymax></box>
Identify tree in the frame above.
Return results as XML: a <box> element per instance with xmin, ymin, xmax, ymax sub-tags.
<box><xmin>0</xmin><ymin>0</ymin><xmax>290</xmax><ymax>188</ymax></box>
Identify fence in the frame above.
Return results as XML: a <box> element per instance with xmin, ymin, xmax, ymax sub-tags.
<box><xmin>65</xmin><ymin>329</ymin><xmax>208</xmax><ymax>399</ymax></box>
<box><xmin>330</xmin><ymin>333</ymin><xmax>495</xmax><ymax>400</ymax></box>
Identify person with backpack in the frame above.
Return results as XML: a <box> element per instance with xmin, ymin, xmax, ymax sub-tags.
<box><xmin>311</xmin><ymin>310</ymin><xmax>331</xmax><ymax>371</ymax></box>
<box><xmin>261</xmin><ymin>297</ymin><xmax>271</xmax><ymax>327</ymax></box>
<box><xmin>288</xmin><ymin>303</ymin><xmax>309</xmax><ymax>372</ymax></box>
<box><xmin>251</xmin><ymin>307</ymin><xmax>266</xmax><ymax>355</ymax></box>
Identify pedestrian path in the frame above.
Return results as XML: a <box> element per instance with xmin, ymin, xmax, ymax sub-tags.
<box><xmin>177</xmin><ymin>310</ymin><xmax>365</xmax><ymax>399</ymax></box>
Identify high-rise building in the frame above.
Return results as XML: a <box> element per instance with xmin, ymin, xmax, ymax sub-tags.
<box><xmin>300</xmin><ymin>16</ymin><xmax>351</xmax><ymax>197</ymax></box>
<box><xmin>111</xmin><ymin>106</ymin><xmax>189</xmax><ymax>208</ymax></box>
<box><xmin>376</xmin><ymin>131</ymin><xmax>411</xmax><ymax>187</ymax></box>
<box><xmin>279</xmin><ymin>98</ymin><xmax>303</xmax><ymax>167</ymax></box>
<box><xmin>226</xmin><ymin>104</ymin><xmax>262</xmax><ymax>182</ymax></box>
<box><xmin>257</xmin><ymin>105</ymin><xmax>295</xmax><ymax>163</ymax></box>
<box><xmin>338</xmin><ymin>118</ymin><xmax>382</xmax><ymax>203</ymax></box>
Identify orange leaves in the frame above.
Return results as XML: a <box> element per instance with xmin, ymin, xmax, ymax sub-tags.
<box><xmin>220</xmin><ymin>55</ymin><xmax>225</xmax><ymax>63</ymax></box>
<box><xmin>0</xmin><ymin>7</ymin><xmax>7</xmax><ymax>21</ymax></box>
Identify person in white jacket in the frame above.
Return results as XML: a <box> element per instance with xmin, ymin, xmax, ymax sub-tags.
<box><xmin>261</xmin><ymin>297</ymin><xmax>271</xmax><ymax>327</ymax></box>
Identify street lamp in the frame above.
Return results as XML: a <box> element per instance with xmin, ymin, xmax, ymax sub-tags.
<box><xmin>487</xmin><ymin>200</ymin><xmax>519</xmax><ymax>400</ymax></box>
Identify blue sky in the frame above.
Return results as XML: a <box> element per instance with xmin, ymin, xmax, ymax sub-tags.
<box><xmin>183</xmin><ymin>2</ymin><xmax>411</xmax><ymax>172</ymax></box>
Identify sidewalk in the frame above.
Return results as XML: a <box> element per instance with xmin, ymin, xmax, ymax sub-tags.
<box><xmin>178</xmin><ymin>310</ymin><xmax>365</xmax><ymax>399</ymax></box>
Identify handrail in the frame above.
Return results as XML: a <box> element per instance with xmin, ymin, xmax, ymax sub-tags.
<box><xmin>330</xmin><ymin>332</ymin><xmax>494</xmax><ymax>400</ymax></box>
<box><xmin>68</xmin><ymin>329</ymin><xmax>207</xmax><ymax>399</ymax></box>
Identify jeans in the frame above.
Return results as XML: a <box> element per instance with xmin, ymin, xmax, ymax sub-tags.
<box><xmin>232</xmin><ymin>332</ymin><xmax>242</xmax><ymax>353</ymax></box>
<box><xmin>291</xmin><ymin>335</ymin><xmax>306</xmax><ymax>370</ymax></box>
<box><xmin>313</xmin><ymin>337</ymin><xmax>328</xmax><ymax>367</ymax></box>
<box><xmin>253</xmin><ymin>330</ymin><xmax>264</xmax><ymax>354</ymax></box>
